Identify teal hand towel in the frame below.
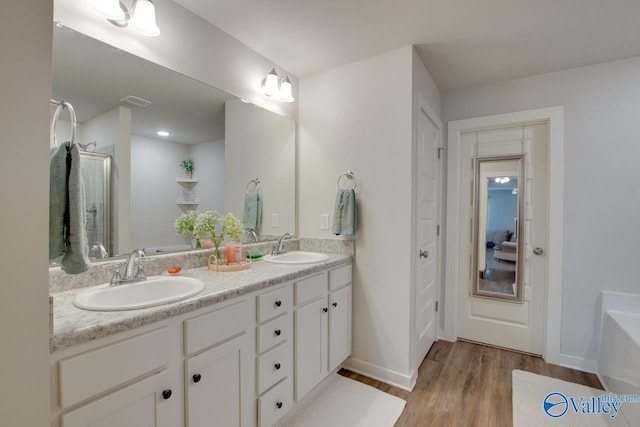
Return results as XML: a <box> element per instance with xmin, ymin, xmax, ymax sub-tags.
<box><xmin>243</xmin><ymin>192</ymin><xmax>262</xmax><ymax>230</ymax></box>
<box><xmin>331</xmin><ymin>189</ymin><xmax>356</xmax><ymax>236</ymax></box>
<box><xmin>49</xmin><ymin>141</ymin><xmax>91</xmax><ymax>274</ymax></box>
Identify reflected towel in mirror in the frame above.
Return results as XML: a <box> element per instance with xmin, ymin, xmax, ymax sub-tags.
<box><xmin>49</xmin><ymin>141</ymin><xmax>91</xmax><ymax>274</ymax></box>
<box><xmin>243</xmin><ymin>191</ymin><xmax>262</xmax><ymax>230</ymax></box>
<box><xmin>331</xmin><ymin>189</ymin><xmax>356</xmax><ymax>236</ymax></box>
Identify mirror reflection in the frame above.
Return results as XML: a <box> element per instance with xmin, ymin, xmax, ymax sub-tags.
<box><xmin>50</xmin><ymin>24</ymin><xmax>295</xmax><ymax>263</ymax></box>
<box><xmin>473</xmin><ymin>156</ymin><xmax>524</xmax><ymax>302</ymax></box>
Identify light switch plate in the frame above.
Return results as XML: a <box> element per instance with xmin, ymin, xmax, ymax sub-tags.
<box><xmin>320</xmin><ymin>214</ymin><xmax>329</xmax><ymax>230</ymax></box>
<box><xmin>271</xmin><ymin>213</ymin><xmax>279</xmax><ymax>228</ymax></box>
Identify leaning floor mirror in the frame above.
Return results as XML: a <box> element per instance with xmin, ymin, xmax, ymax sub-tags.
<box><xmin>473</xmin><ymin>155</ymin><xmax>524</xmax><ymax>302</ymax></box>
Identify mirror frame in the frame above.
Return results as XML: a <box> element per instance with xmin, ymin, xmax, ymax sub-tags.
<box><xmin>472</xmin><ymin>154</ymin><xmax>525</xmax><ymax>303</ymax></box>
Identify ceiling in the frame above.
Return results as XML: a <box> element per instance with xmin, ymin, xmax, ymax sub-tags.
<box><xmin>175</xmin><ymin>0</ymin><xmax>640</xmax><ymax>91</ymax></box>
<box><xmin>52</xmin><ymin>25</ymin><xmax>235</xmax><ymax>144</ymax></box>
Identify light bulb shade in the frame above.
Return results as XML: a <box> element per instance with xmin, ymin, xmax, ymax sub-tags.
<box><xmin>129</xmin><ymin>0</ymin><xmax>160</xmax><ymax>36</ymax></box>
<box><xmin>503</xmin><ymin>177</ymin><xmax>510</xmax><ymax>183</ymax></box>
<box><xmin>88</xmin><ymin>0</ymin><xmax>125</xmax><ymax>21</ymax></box>
<box><xmin>262</xmin><ymin>69</ymin><xmax>279</xmax><ymax>97</ymax></box>
<box><xmin>278</xmin><ymin>77</ymin><xmax>294</xmax><ymax>102</ymax></box>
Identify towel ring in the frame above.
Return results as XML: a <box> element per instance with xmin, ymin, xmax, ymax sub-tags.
<box><xmin>50</xmin><ymin>99</ymin><xmax>77</xmax><ymax>149</ymax></box>
<box><xmin>246</xmin><ymin>178</ymin><xmax>260</xmax><ymax>194</ymax></box>
<box><xmin>337</xmin><ymin>171</ymin><xmax>357</xmax><ymax>190</ymax></box>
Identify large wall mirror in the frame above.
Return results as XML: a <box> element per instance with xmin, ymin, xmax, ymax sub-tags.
<box><xmin>50</xmin><ymin>24</ymin><xmax>295</xmax><ymax>262</ymax></box>
<box><xmin>473</xmin><ymin>155</ymin><xmax>524</xmax><ymax>302</ymax></box>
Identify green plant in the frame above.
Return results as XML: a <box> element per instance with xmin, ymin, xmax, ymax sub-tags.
<box><xmin>174</xmin><ymin>210</ymin><xmax>202</xmax><ymax>247</ymax></box>
<box><xmin>180</xmin><ymin>159</ymin><xmax>195</xmax><ymax>173</ymax></box>
<box><xmin>193</xmin><ymin>211</ymin><xmax>244</xmax><ymax>259</ymax></box>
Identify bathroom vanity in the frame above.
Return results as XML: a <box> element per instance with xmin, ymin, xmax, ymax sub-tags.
<box><xmin>49</xmin><ymin>254</ymin><xmax>352</xmax><ymax>427</ymax></box>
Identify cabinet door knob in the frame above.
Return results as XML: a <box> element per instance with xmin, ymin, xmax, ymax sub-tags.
<box><xmin>162</xmin><ymin>389</ymin><xmax>172</xmax><ymax>400</ymax></box>
<box><xmin>276</xmin><ymin>401</ymin><xmax>283</xmax><ymax>409</ymax></box>
<box><xmin>322</xmin><ymin>307</ymin><xmax>328</xmax><ymax>313</ymax></box>
<box><xmin>275</xmin><ymin>300</ymin><xmax>282</xmax><ymax>307</ymax></box>
<box><xmin>274</xmin><ymin>363</ymin><xmax>281</xmax><ymax>370</ymax></box>
<box><xmin>192</xmin><ymin>374</ymin><xmax>202</xmax><ymax>383</ymax></box>
<box><xmin>274</xmin><ymin>329</ymin><xmax>282</xmax><ymax>336</ymax></box>
<box><xmin>332</xmin><ymin>302</ymin><xmax>338</xmax><ymax>308</ymax></box>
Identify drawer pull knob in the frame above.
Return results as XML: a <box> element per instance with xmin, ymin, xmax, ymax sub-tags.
<box><xmin>274</xmin><ymin>329</ymin><xmax>282</xmax><ymax>336</ymax></box>
<box><xmin>332</xmin><ymin>302</ymin><xmax>338</xmax><ymax>308</ymax></box>
<box><xmin>323</xmin><ymin>307</ymin><xmax>328</xmax><ymax>313</ymax></box>
<box><xmin>275</xmin><ymin>300</ymin><xmax>282</xmax><ymax>307</ymax></box>
<box><xmin>274</xmin><ymin>363</ymin><xmax>281</xmax><ymax>370</ymax></box>
<box><xmin>162</xmin><ymin>389</ymin><xmax>172</xmax><ymax>400</ymax></box>
<box><xmin>276</xmin><ymin>401</ymin><xmax>283</xmax><ymax>409</ymax></box>
<box><xmin>192</xmin><ymin>374</ymin><xmax>202</xmax><ymax>383</ymax></box>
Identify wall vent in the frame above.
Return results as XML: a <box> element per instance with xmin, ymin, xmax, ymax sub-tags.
<box><xmin>120</xmin><ymin>95</ymin><xmax>152</xmax><ymax>108</ymax></box>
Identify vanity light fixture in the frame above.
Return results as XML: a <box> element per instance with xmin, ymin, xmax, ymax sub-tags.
<box><xmin>88</xmin><ymin>0</ymin><xmax>160</xmax><ymax>37</ymax></box>
<box><xmin>494</xmin><ymin>177</ymin><xmax>511</xmax><ymax>184</ymax></box>
<box><xmin>261</xmin><ymin>68</ymin><xmax>295</xmax><ymax>102</ymax></box>
<box><xmin>156</xmin><ymin>130</ymin><xmax>170</xmax><ymax>137</ymax></box>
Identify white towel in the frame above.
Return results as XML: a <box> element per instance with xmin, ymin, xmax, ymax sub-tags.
<box><xmin>49</xmin><ymin>141</ymin><xmax>90</xmax><ymax>274</ymax></box>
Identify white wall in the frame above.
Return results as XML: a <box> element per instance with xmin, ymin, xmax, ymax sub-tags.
<box><xmin>54</xmin><ymin>0</ymin><xmax>297</xmax><ymax>121</ymax></box>
<box><xmin>442</xmin><ymin>56</ymin><xmax>640</xmax><ymax>366</ymax></box>
<box><xmin>130</xmin><ymin>135</ymin><xmax>189</xmax><ymax>250</ymax></box>
<box><xmin>191</xmin><ymin>139</ymin><xmax>225</xmax><ymax>213</ymax></box>
<box><xmin>299</xmin><ymin>46</ymin><xmax>441</xmax><ymax>388</ymax></box>
<box><xmin>0</xmin><ymin>2</ymin><xmax>52</xmax><ymax>425</ymax></box>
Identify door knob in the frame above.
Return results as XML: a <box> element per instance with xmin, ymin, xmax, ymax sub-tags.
<box><xmin>533</xmin><ymin>247</ymin><xmax>544</xmax><ymax>256</ymax></box>
<box><xmin>419</xmin><ymin>250</ymin><xmax>429</xmax><ymax>259</ymax></box>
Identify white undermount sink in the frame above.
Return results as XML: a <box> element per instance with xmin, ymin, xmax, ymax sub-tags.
<box><xmin>263</xmin><ymin>251</ymin><xmax>330</xmax><ymax>265</ymax></box>
<box><xmin>73</xmin><ymin>276</ymin><xmax>205</xmax><ymax>311</ymax></box>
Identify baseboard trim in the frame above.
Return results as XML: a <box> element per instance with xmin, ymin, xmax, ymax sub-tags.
<box><xmin>342</xmin><ymin>357</ymin><xmax>416</xmax><ymax>391</ymax></box>
<box><xmin>555</xmin><ymin>353</ymin><xmax>597</xmax><ymax>374</ymax></box>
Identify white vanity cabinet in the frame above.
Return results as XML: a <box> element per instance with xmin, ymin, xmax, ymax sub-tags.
<box><xmin>51</xmin><ymin>258</ymin><xmax>352</xmax><ymax>427</ymax></box>
<box><xmin>293</xmin><ymin>264</ymin><xmax>352</xmax><ymax>401</ymax></box>
<box><xmin>255</xmin><ymin>284</ymin><xmax>294</xmax><ymax>427</ymax></box>
<box><xmin>52</xmin><ymin>326</ymin><xmax>182</xmax><ymax>427</ymax></box>
<box><xmin>184</xmin><ymin>299</ymin><xmax>254</xmax><ymax>427</ymax></box>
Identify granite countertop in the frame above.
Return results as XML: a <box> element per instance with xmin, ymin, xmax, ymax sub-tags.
<box><xmin>50</xmin><ymin>253</ymin><xmax>351</xmax><ymax>353</ymax></box>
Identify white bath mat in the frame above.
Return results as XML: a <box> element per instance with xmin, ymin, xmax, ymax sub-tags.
<box><xmin>512</xmin><ymin>370</ymin><xmax>629</xmax><ymax>427</ymax></box>
<box><xmin>274</xmin><ymin>374</ymin><xmax>406</xmax><ymax>427</ymax></box>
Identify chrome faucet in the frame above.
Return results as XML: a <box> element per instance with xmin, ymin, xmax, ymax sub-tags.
<box><xmin>110</xmin><ymin>249</ymin><xmax>146</xmax><ymax>286</ymax></box>
<box><xmin>245</xmin><ymin>229</ymin><xmax>259</xmax><ymax>243</ymax></box>
<box><xmin>272</xmin><ymin>233</ymin><xmax>294</xmax><ymax>256</ymax></box>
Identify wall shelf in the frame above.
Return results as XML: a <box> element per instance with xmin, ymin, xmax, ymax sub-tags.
<box><xmin>176</xmin><ymin>201</ymin><xmax>199</xmax><ymax>206</ymax></box>
<box><xmin>176</xmin><ymin>178</ymin><xmax>199</xmax><ymax>184</ymax></box>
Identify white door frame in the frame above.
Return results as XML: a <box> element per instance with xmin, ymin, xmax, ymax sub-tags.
<box><xmin>443</xmin><ymin>106</ymin><xmax>565</xmax><ymax>365</ymax></box>
<box><xmin>410</xmin><ymin>93</ymin><xmax>442</xmax><ymax>385</ymax></box>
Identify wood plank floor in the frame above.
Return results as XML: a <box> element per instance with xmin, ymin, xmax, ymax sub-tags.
<box><xmin>339</xmin><ymin>340</ymin><xmax>602</xmax><ymax>427</ymax></box>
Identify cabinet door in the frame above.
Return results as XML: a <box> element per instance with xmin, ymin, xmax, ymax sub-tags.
<box><xmin>61</xmin><ymin>370</ymin><xmax>175</xmax><ymax>427</ymax></box>
<box><xmin>329</xmin><ymin>285</ymin><xmax>352</xmax><ymax>372</ymax></box>
<box><xmin>294</xmin><ymin>297</ymin><xmax>328</xmax><ymax>401</ymax></box>
<box><xmin>186</xmin><ymin>333</ymin><xmax>252</xmax><ymax>427</ymax></box>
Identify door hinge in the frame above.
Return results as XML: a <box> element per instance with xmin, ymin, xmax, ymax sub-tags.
<box><xmin>436</xmin><ymin>224</ymin><xmax>440</xmax><ymax>236</ymax></box>
<box><xmin>435</xmin><ymin>301</ymin><xmax>439</xmax><ymax>312</ymax></box>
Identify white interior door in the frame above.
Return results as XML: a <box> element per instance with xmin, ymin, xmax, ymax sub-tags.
<box><xmin>415</xmin><ymin>102</ymin><xmax>439</xmax><ymax>363</ymax></box>
<box><xmin>456</xmin><ymin>124</ymin><xmax>548</xmax><ymax>355</ymax></box>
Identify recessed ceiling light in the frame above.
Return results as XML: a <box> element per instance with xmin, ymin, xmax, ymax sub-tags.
<box><xmin>156</xmin><ymin>130</ymin><xmax>170</xmax><ymax>137</ymax></box>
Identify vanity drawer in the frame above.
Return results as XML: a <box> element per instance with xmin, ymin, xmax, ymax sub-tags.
<box><xmin>258</xmin><ymin>377</ymin><xmax>293</xmax><ymax>427</ymax></box>
<box><xmin>294</xmin><ymin>272</ymin><xmax>327</xmax><ymax>306</ymax></box>
<box><xmin>58</xmin><ymin>327</ymin><xmax>170</xmax><ymax>409</ymax></box>
<box><xmin>329</xmin><ymin>264</ymin><xmax>352</xmax><ymax>291</ymax></box>
<box><xmin>257</xmin><ymin>312</ymin><xmax>292</xmax><ymax>354</ymax></box>
<box><xmin>257</xmin><ymin>341</ymin><xmax>292</xmax><ymax>395</ymax></box>
<box><xmin>257</xmin><ymin>285</ymin><xmax>292</xmax><ymax>324</ymax></box>
<box><xmin>185</xmin><ymin>299</ymin><xmax>250</xmax><ymax>355</ymax></box>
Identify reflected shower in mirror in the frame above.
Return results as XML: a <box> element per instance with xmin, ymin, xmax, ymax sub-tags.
<box><xmin>473</xmin><ymin>155</ymin><xmax>524</xmax><ymax>302</ymax></box>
